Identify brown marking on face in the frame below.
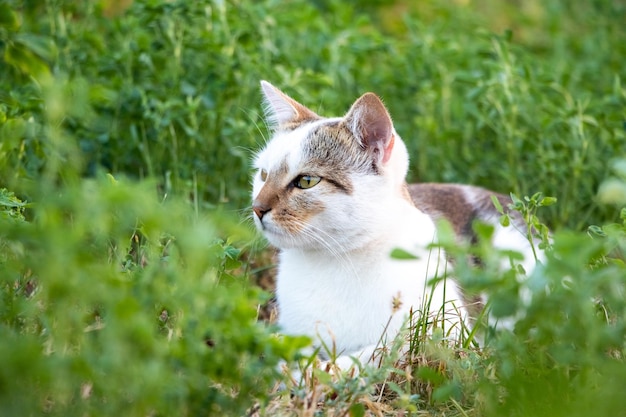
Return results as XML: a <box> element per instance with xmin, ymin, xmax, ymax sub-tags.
<box><xmin>278</xmin><ymin>119</ymin><xmax>319</xmax><ymax>132</ymax></box>
<box><xmin>253</xmin><ymin>177</ymin><xmax>282</xmax><ymax>219</ymax></box>
<box><xmin>254</xmin><ymin>156</ymin><xmax>327</xmax><ymax>235</ymax></box>
<box><xmin>253</xmin><ymin>157</ymin><xmax>289</xmax><ymax>218</ymax></box>
<box><xmin>271</xmin><ymin>192</ymin><xmax>326</xmax><ymax>235</ymax></box>
<box><xmin>274</xmin><ymin>157</ymin><xmax>290</xmax><ymax>177</ymax></box>
<box><xmin>297</xmin><ymin>122</ymin><xmax>377</xmax><ymax>195</ymax></box>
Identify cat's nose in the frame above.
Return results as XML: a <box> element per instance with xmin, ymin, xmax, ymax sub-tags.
<box><xmin>252</xmin><ymin>203</ymin><xmax>270</xmax><ymax>220</ymax></box>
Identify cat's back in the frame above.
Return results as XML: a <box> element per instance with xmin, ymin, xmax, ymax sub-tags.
<box><xmin>408</xmin><ymin>183</ymin><xmax>521</xmax><ymax>238</ymax></box>
<box><xmin>408</xmin><ymin>182</ymin><xmax>540</xmax><ymax>276</ymax></box>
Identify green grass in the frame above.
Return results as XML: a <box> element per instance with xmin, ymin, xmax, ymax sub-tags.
<box><xmin>1</xmin><ymin>0</ymin><xmax>626</xmax><ymax>416</ymax></box>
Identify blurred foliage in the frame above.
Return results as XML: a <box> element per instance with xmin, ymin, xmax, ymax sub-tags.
<box><xmin>0</xmin><ymin>188</ymin><xmax>28</xmax><ymax>222</ymax></box>
<box><xmin>0</xmin><ymin>172</ymin><xmax>309</xmax><ymax>416</ymax></box>
<box><xmin>481</xmin><ymin>212</ymin><xmax>626</xmax><ymax>417</ymax></box>
<box><xmin>432</xmin><ymin>198</ymin><xmax>626</xmax><ymax>417</ymax></box>
<box><xmin>0</xmin><ymin>0</ymin><xmax>624</xmax><ymax>228</ymax></box>
<box><xmin>1</xmin><ymin>0</ymin><xmax>626</xmax><ymax>415</ymax></box>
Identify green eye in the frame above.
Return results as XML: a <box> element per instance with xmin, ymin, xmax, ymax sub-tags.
<box><xmin>294</xmin><ymin>175</ymin><xmax>321</xmax><ymax>189</ymax></box>
<box><xmin>260</xmin><ymin>169</ymin><xmax>268</xmax><ymax>181</ymax></box>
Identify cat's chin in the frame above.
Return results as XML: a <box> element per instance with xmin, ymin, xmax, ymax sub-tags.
<box><xmin>258</xmin><ymin>227</ymin><xmax>317</xmax><ymax>251</ymax></box>
<box><xmin>256</xmin><ymin>224</ymin><xmax>294</xmax><ymax>249</ymax></box>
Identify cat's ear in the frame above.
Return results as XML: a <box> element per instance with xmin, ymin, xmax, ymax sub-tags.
<box><xmin>344</xmin><ymin>93</ymin><xmax>395</xmax><ymax>166</ymax></box>
<box><xmin>260</xmin><ymin>81</ymin><xmax>320</xmax><ymax>128</ymax></box>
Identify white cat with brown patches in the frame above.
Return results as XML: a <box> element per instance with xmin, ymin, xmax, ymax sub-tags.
<box><xmin>251</xmin><ymin>81</ymin><xmax>537</xmax><ymax>374</ymax></box>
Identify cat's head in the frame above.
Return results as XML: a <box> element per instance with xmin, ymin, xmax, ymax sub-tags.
<box><xmin>251</xmin><ymin>81</ymin><xmax>410</xmax><ymax>251</ymax></box>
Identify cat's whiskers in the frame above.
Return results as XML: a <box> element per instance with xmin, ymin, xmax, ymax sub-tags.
<box><xmin>291</xmin><ymin>219</ymin><xmax>360</xmax><ymax>281</ymax></box>
<box><xmin>241</xmin><ymin>106</ymin><xmax>271</xmax><ymax>146</ymax></box>
<box><xmin>235</xmin><ymin>208</ymin><xmax>261</xmax><ymax>236</ymax></box>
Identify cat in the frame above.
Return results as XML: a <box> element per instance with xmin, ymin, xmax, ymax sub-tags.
<box><xmin>251</xmin><ymin>81</ymin><xmax>539</xmax><ymax>375</ymax></box>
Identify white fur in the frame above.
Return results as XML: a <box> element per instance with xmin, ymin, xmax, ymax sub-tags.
<box><xmin>462</xmin><ymin>186</ymin><xmax>545</xmax><ymax>330</ymax></box>
<box><xmin>462</xmin><ymin>186</ymin><xmax>543</xmax><ymax>272</ymax></box>
<box><xmin>253</xmin><ymin>121</ymin><xmax>467</xmax><ymax>370</ymax></box>
<box><xmin>260</xmin><ymin>80</ymin><xmax>298</xmax><ymax>127</ymax></box>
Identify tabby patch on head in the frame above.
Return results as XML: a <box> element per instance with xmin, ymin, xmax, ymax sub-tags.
<box><xmin>252</xmin><ymin>81</ymin><xmax>409</xmax><ymax>252</ymax></box>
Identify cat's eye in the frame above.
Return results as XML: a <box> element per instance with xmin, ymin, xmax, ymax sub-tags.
<box><xmin>294</xmin><ymin>175</ymin><xmax>321</xmax><ymax>189</ymax></box>
<box><xmin>260</xmin><ymin>169</ymin><xmax>268</xmax><ymax>182</ymax></box>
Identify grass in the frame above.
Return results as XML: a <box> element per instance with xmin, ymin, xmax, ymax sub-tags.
<box><xmin>1</xmin><ymin>0</ymin><xmax>626</xmax><ymax>416</ymax></box>
<box><xmin>247</xmin><ymin>199</ymin><xmax>626</xmax><ymax>417</ymax></box>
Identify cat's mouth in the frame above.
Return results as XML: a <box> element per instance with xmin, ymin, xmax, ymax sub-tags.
<box><xmin>255</xmin><ymin>217</ymin><xmax>296</xmax><ymax>247</ymax></box>
<box><xmin>260</xmin><ymin>224</ymin><xmax>282</xmax><ymax>238</ymax></box>
<box><xmin>255</xmin><ymin>216</ymin><xmax>279</xmax><ymax>235</ymax></box>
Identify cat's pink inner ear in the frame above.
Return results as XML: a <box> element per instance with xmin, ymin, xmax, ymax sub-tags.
<box><xmin>260</xmin><ymin>80</ymin><xmax>320</xmax><ymax>127</ymax></box>
<box><xmin>382</xmin><ymin>134</ymin><xmax>395</xmax><ymax>164</ymax></box>
<box><xmin>344</xmin><ymin>93</ymin><xmax>395</xmax><ymax>165</ymax></box>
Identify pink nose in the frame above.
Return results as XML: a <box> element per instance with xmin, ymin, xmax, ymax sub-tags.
<box><xmin>252</xmin><ymin>203</ymin><xmax>270</xmax><ymax>220</ymax></box>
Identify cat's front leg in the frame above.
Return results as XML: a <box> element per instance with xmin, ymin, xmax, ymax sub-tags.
<box><xmin>276</xmin><ymin>345</ymin><xmax>336</xmax><ymax>389</ymax></box>
<box><xmin>278</xmin><ymin>345</ymin><xmax>371</xmax><ymax>388</ymax></box>
<box><xmin>323</xmin><ymin>343</ymin><xmax>379</xmax><ymax>375</ymax></box>
<box><xmin>310</xmin><ymin>342</ymin><xmax>396</xmax><ymax>380</ymax></box>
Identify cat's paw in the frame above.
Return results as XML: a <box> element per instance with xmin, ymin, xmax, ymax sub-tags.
<box><xmin>276</xmin><ymin>358</ymin><xmax>354</xmax><ymax>390</ymax></box>
<box><xmin>274</xmin><ymin>358</ymin><xmax>318</xmax><ymax>390</ymax></box>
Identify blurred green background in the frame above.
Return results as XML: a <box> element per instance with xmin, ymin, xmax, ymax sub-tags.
<box><xmin>2</xmin><ymin>0</ymin><xmax>624</xmax><ymax>229</ymax></box>
<box><xmin>1</xmin><ymin>1</ymin><xmax>626</xmax><ymax>416</ymax></box>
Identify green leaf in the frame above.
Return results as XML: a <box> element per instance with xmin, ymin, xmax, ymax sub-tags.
<box><xmin>598</xmin><ymin>179</ymin><xmax>626</xmax><ymax>206</ymax></box>
<box><xmin>473</xmin><ymin>220</ymin><xmax>495</xmax><ymax>240</ymax></box>
<box><xmin>0</xmin><ymin>195</ymin><xmax>26</xmax><ymax>209</ymax></box>
<box><xmin>489</xmin><ymin>289</ymin><xmax>519</xmax><ymax>318</ymax></box>
<box><xmin>416</xmin><ymin>366</ymin><xmax>445</xmax><ymax>385</ymax></box>
<box><xmin>224</xmin><ymin>257</ymin><xmax>242</xmax><ymax>270</ymax></box>
<box><xmin>0</xmin><ymin>4</ymin><xmax>19</xmax><ymax>31</ymax></box>
<box><xmin>349</xmin><ymin>403</ymin><xmax>365</xmax><ymax>417</ymax></box>
<box><xmin>510</xmin><ymin>193</ymin><xmax>523</xmax><ymax>206</ymax></box>
<box><xmin>4</xmin><ymin>42</ymin><xmax>51</xmax><ymax>81</ymax></box>
<box><xmin>14</xmin><ymin>34</ymin><xmax>58</xmax><ymax>62</ymax></box>
<box><xmin>106</xmin><ymin>173</ymin><xmax>118</xmax><ymax>184</ymax></box>
<box><xmin>491</xmin><ymin>194</ymin><xmax>504</xmax><ymax>214</ymax></box>
<box><xmin>0</xmin><ymin>188</ymin><xmax>25</xmax><ymax>204</ymax></box>
<box><xmin>223</xmin><ymin>244</ymin><xmax>242</xmax><ymax>260</ymax></box>
<box><xmin>612</xmin><ymin>159</ymin><xmax>626</xmax><ymax>179</ymax></box>
<box><xmin>89</xmin><ymin>84</ymin><xmax>119</xmax><ymax>107</ymax></box>
<box><xmin>432</xmin><ymin>381</ymin><xmax>462</xmax><ymax>402</ymax></box>
<box><xmin>0</xmin><ymin>118</ymin><xmax>26</xmax><ymax>149</ymax></box>
<box><xmin>390</xmin><ymin>247</ymin><xmax>418</xmax><ymax>260</ymax></box>
<box><xmin>384</xmin><ymin>381</ymin><xmax>405</xmax><ymax>396</ymax></box>
<box><xmin>312</xmin><ymin>367</ymin><xmax>332</xmax><ymax>385</ymax></box>
<box><xmin>538</xmin><ymin>196</ymin><xmax>557</xmax><ymax>207</ymax></box>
